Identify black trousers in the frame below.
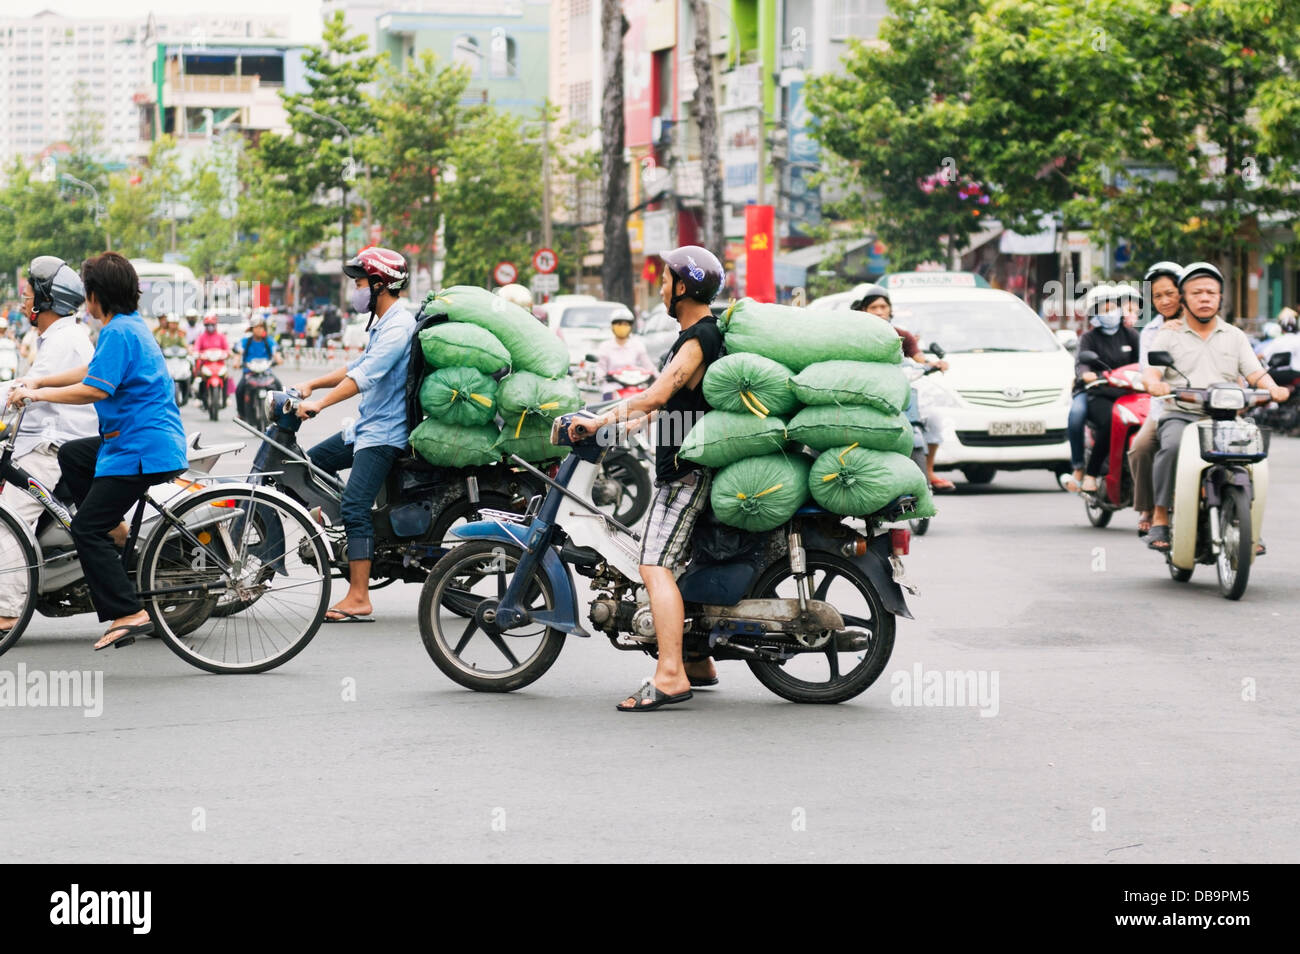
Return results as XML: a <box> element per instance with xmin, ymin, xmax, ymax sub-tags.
<box><xmin>1084</xmin><ymin>395</ymin><xmax>1117</xmax><ymax>477</ymax></box>
<box><xmin>58</xmin><ymin>436</ymin><xmax>182</xmax><ymax>622</ymax></box>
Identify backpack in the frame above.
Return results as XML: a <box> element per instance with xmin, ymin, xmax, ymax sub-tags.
<box><xmin>404</xmin><ymin>302</ymin><xmax>450</xmax><ymax>434</ymax></box>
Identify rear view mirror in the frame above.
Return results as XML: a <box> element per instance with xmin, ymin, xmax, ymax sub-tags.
<box><xmin>1267</xmin><ymin>352</ymin><xmax>1292</xmax><ymax>369</ymax></box>
<box><xmin>585</xmin><ymin>353</ymin><xmax>599</xmax><ymax>363</ymax></box>
<box><xmin>1147</xmin><ymin>350</ymin><xmax>1174</xmax><ymax>368</ymax></box>
<box><xmin>1077</xmin><ymin>350</ymin><xmax>1100</xmax><ymax>365</ymax></box>
<box><xmin>928</xmin><ymin>342</ymin><xmax>946</xmax><ymax>359</ymax></box>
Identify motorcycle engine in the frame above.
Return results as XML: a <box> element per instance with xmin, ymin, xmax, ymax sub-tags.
<box><xmin>630</xmin><ymin>605</ymin><xmax>657</xmax><ymax>643</ymax></box>
<box><xmin>588</xmin><ymin>598</ymin><xmax>657</xmax><ymax>643</ymax></box>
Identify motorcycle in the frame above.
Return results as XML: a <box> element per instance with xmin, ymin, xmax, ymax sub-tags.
<box><xmin>230</xmin><ymin>389</ymin><xmax>542</xmax><ymax>590</ymax></box>
<box><xmin>1148</xmin><ymin>349</ymin><xmax>1272</xmax><ymax>600</ymax></box>
<box><xmin>1073</xmin><ymin>353</ymin><xmax>1151</xmax><ymax>528</ymax></box>
<box><xmin>164</xmin><ymin>344</ymin><xmax>192</xmax><ymax>405</ymax></box>
<box><xmin>195</xmin><ymin>348</ymin><xmax>230</xmax><ymax>422</ymax></box>
<box><xmin>416</xmin><ymin>413</ymin><xmax>919</xmax><ymax>704</ymax></box>
<box><xmin>577</xmin><ymin>355</ymin><xmax>654</xmax><ymax>527</ymax></box>
<box><xmin>238</xmin><ymin>357</ymin><xmax>282</xmax><ymax>430</ymax></box>
<box><xmin>0</xmin><ymin>337</ymin><xmax>18</xmax><ymax>383</ymax></box>
<box><xmin>1251</xmin><ymin>351</ymin><xmax>1298</xmax><ymax>436</ymax></box>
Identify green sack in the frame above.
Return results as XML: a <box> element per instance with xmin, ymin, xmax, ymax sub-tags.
<box><xmin>702</xmin><ymin>352</ymin><xmax>798</xmax><ymax>418</ymax></box>
<box><xmin>497</xmin><ymin>370</ymin><xmax>582</xmax><ymax>436</ymax></box>
<box><xmin>419</xmin><ymin>366</ymin><xmax>498</xmax><ymax>427</ymax></box>
<box><xmin>710</xmin><ymin>453</ymin><xmax>812</xmax><ymax>533</ymax></box>
<box><xmin>809</xmin><ymin>445</ymin><xmax>937</xmax><ymax>519</ymax></box>
<box><xmin>678</xmin><ymin>411</ymin><xmax>789</xmax><ymax>469</ymax></box>
<box><xmin>418</xmin><ymin>322</ymin><xmax>511</xmax><ymax>374</ymax></box>
<box><xmin>790</xmin><ymin>360</ymin><xmax>910</xmax><ymax>415</ymax></box>
<box><xmin>410</xmin><ymin>418</ymin><xmax>501</xmax><ymax>468</ymax></box>
<box><xmin>717</xmin><ymin>298</ymin><xmax>903</xmax><ymax>370</ymax></box>
<box><xmin>430</xmin><ymin>285</ymin><xmax>569</xmax><ymax>378</ymax></box>
<box><xmin>494</xmin><ymin>417</ymin><xmax>570</xmax><ymax>463</ymax></box>
<box><xmin>786</xmin><ymin>404</ymin><xmax>913</xmax><ymax>454</ymax></box>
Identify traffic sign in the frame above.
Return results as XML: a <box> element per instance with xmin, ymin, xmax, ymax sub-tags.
<box><xmin>530</xmin><ymin>273</ymin><xmax>559</xmax><ymax>294</ymax></box>
<box><xmin>532</xmin><ymin>248</ymin><xmax>557</xmax><ymax>274</ymax></box>
<box><xmin>493</xmin><ymin>261</ymin><xmax>518</xmax><ymax>286</ymax></box>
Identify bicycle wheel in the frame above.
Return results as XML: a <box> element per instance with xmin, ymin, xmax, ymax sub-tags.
<box><xmin>138</xmin><ymin>486</ymin><xmax>331</xmax><ymax>673</ymax></box>
<box><xmin>0</xmin><ymin>506</ymin><xmax>39</xmax><ymax>656</ymax></box>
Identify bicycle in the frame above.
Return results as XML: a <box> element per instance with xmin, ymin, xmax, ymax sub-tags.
<box><xmin>0</xmin><ymin>402</ymin><xmax>333</xmax><ymax>672</ymax></box>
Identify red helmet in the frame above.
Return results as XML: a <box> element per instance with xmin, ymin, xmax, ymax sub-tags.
<box><xmin>344</xmin><ymin>246</ymin><xmax>409</xmax><ymax>292</ymax></box>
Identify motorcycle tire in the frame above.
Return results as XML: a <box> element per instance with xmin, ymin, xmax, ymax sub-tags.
<box><xmin>1084</xmin><ymin>494</ymin><xmax>1112</xmax><ymax>528</ymax></box>
<box><xmin>1168</xmin><ymin>562</ymin><xmax>1193</xmax><ymax>583</ymax></box>
<box><xmin>207</xmin><ymin>387</ymin><xmax>220</xmax><ymax>422</ymax></box>
<box><xmin>418</xmin><ymin>540</ymin><xmax>565</xmax><ymax>693</ymax></box>
<box><xmin>1216</xmin><ymin>484</ymin><xmax>1252</xmax><ymax>600</ymax></box>
<box><xmin>745</xmin><ymin>551</ymin><xmax>895</xmax><ymax>704</ymax></box>
<box><xmin>430</xmin><ymin>492</ymin><xmax>516</xmax><ymax>618</ymax></box>
<box><xmin>910</xmin><ymin>517</ymin><xmax>930</xmax><ymax>536</ymax></box>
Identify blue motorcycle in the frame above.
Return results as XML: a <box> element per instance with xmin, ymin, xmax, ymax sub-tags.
<box><xmin>416</xmin><ymin>414</ymin><xmax>919</xmax><ymax>704</ymax></box>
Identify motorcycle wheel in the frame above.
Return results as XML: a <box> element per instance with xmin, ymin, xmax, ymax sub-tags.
<box><xmin>597</xmin><ymin>449</ymin><xmax>652</xmax><ymax>526</ymax></box>
<box><xmin>1084</xmin><ymin>494</ymin><xmax>1112</xmax><ymax>527</ymax></box>
<box><xmin>417</xmin><ymin>540</ymin><xmax>564</xmax><ymax>692</ymax></box>
<box><xmin>745</xmin><ymin>551</ymin><xmax>895</xmax><ymax>704</ymax></box>
<box><xmin>1215</xmin><ymin>484</ymin><xmax>1252</xmax><ymax>600</ymax></box>
<box><xmin>430</xmin><ymin>493</ymin><xmax>517</xmax><ymax>618</ymax></box>
<box><xmin>1168</xmin><ymin>562</ymin><xmax>1193</xmax><ymax>583</ymax></box>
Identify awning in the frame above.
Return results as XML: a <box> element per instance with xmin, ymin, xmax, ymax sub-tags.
<box><xmin>957</xmin><ymin>224</ymin><xmax>1003</xmax><ymax>258</ymax></box>
<box><xmin>999</xmin><ymin>215</ymin><xmax>1058</xmax><ymax>255</ymax></box>
<box><xmin>775</xmin><ymin>237</ymin><xmax>872</xmax><ymax>287</ymax></box>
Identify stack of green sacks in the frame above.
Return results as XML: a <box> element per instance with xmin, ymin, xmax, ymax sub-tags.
<box><xmin>678</xmin><ymin>297</ymin><xmax>937</xmax><ymax>528</ymax></box>
<box><xmin>410</xmin><ymin>286</ymin><xmax>577</xmax><ymax>468</ymax></box>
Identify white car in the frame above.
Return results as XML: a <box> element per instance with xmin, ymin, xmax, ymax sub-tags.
<box><xmin>889</xmin><ymin>286</ymin><xmax>1074</xmax><ymax>484</ymax></box>
<box><xmin>544</xmin><ymin>299</ymin><xmax>635</xmax><ymax>365</ymax></box>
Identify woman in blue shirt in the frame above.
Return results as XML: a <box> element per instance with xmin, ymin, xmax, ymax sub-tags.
<box><xmin>9</xmin><ymin>253</ymin><xmax>187</xmax><ymax>649</ymax></box>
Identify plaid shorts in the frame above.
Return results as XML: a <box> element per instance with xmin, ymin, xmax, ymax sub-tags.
<box><xmin>638</xmin><ymin>470</ymin><xmax>713</xmax><ymax>569</ymax></box>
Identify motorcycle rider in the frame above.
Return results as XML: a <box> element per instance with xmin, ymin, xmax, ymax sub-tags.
<box><xmin>183</xmin><ymin>308</ymin><xmax>202</xmax><ymax>348</ymax></box>
<box><xmin>567</xmin><ymin>245</ymin><xmax>726</xmax><ymax>711</ymax></box>
<box><xmin>1143</xmin><ymin>262</ymin><xmax>1289</xmax><ymax>553</ymax></box>
<box><xmin>235</xmin><ymin>314</ymin><xmax>282</xmax><ymax>420</ymax></box>
<box><xmin>595</xmin><ymin>312</ymin><xmax>657</xmax><ymax>399</ymax></box>
<box><xmin>1072</xmin><ymin>285</ymin><xmax>1140</xmax><ymax>495</ymax></box>
<box><xmin>154</xmin><ymin>314</ymin><xmax>186</xmax><ymax>349</ymax></box>
<box><xmin>0</xmin><ymin>257</ymin><xmax>98</xmax><ymax>635</ymax></box>
<box><xmin>296</xmin><ymin>247</ymin><xmax>415</xmax><ymax>623</ymax></box>
<box><xmin>850</xmin><ymin>285</ymin><xmax>953</xmax><ymax>491</ymax></box>
<box><xmin>496</xmin><ymin>283</ymin><xmax>535</xmax><ymax>316</ymax></box>
<box><xmin>1128</xmin><ymin>262</ymin><xmax>1184</xmax><ymax>534</ymax></box>
<box><xmin>1260</xmin><ymin>308</ymin><xmax>1299</xmax><ymax>365</ymax></box>
<box><xmin>193</xmin><ymin>315</ymin><xmax>231</xmax><ymax>405</ymax></box>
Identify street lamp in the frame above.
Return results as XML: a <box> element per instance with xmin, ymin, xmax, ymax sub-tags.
<box><xmin>295</xmin><ymin>104</ymin><xmax>369</xmax><ymax>306</ymax></box>
<box><xmin>60</xmin><ymin>173</ymin><xmax>110</xmax><ymax>248</ymax></box>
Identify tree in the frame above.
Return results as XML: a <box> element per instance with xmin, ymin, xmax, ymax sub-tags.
<box><xmin>688</xmin><ymin>0</ymin><xmax>724</xmax><ymax>253</ymax></box>
<box><xmin>103</xmin><ymin>136</ymin><xmax>184</xmax><ymax>259</ymax></box>
<box><xmin>0</xmin><ymin>159</ymin><xmax>101</xmax><ymax>282</ymax></box>
<box><xmin>599</xmin><ymin>0</ymin><xmax>633</xmax><ymax>306</ymax></box>
<box><xmin>361</xmin><ymin>51</ymin><xmax>469</xmax><ymax>285</ymax></box>
<box><xmin>236</xmin><ymin>147</ymin><xmax>319</xmax><ymax>297</ymax></box>
<box><xmin>182</xmin><ymin>138</ymin><xmax>242</xmax><ymax>280</ymax></box>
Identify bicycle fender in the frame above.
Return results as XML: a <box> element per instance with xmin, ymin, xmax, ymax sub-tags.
<box><xmin>450</xmin><ymin>521</ymin><xmax>586</xmax><ymax>636</ymax></box>
<box><xmin>860</xmin><ymin>533</ymin><xmax>914</xmax><ymax>620</ymax></box>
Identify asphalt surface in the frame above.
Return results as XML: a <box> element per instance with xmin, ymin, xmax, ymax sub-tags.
<box><xmin>4</xmin><ymin>360</ymin><xmax>1298</xmax><ymax>863</ymax></box>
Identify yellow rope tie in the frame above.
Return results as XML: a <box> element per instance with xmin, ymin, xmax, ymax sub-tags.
<box><xmin>738</xmin><ymin>390</ymin><xmax>767</xmax><ymax>418</ymax></box>
<box><xmin>514</xmin><ymin>409</ymin><xmax>528</xmax><ymax>439</ymax></box>
<box><xmin>515</xmin><ymin>401</ymin><xmax>561</xmax><ymax>437</ymax></box>
<box><xmin>837</xmin><ymin>442</ymin><xmax>860</xmax><ymax>465</ymax></box>
<box><xmin>736</xmin><ymin>483</ymin><xmax>784</xmax><ymax>500</ymax></box>
<box><xmin>748</xmin><ymin>391</ymin><xmax>770</xmax><ymax>416</ymax></box>
<box><xmin>821</xmin><ymin>472</ymin><xmax>840</xmax><ymax>482</ymax></box>
<box><xmin>469</xmin><ymin>392</ymin><xmax>492</xmax><ymax>407</ymax></box>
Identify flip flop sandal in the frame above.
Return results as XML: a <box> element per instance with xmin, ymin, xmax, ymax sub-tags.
<box><xmin>1146</xmin><ymin>525</ymin><xmax>1171</xmax><ymax>551</ymax></box>
<box><xmin>688</xmin><ymin>675</ymin><xmax>719</xmax><ymax>688</ymax></box>
<box><xmin>1057</xmin><ymin>474</ymin><xmax>1082</xmax><ymax>494</ymax></box>
<box><xmin>929</xmin><ymin>478</ymin><xmax>956</xmax><ymax>493</ymax></box>
<box><xmin>616</xmin><ymin>679</ymin><xmax>693</xmax><ymax>712</ymax></box>
<box><xmin>324</xmin><ymin>610</ymin><xmax>376</xmax><ymax>624</ymax></box>
<box><xmin>95</xmin><ymin>621</ymin><xmax>154</xmax><ymax>651</ymax></box>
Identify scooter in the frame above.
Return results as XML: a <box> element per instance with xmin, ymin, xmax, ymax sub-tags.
<box><xmin>164</xmin><ymin>344</ymin><xmax>192</xmax><ymax>405</ymax></box>
<box><xmin>576</xmin><ymin>356</ymin><xmax>655</xmax><ymax>528</ymax></box>
<box><xmin>1148</xmin><ymin>350</ymin><xmax>1271</xmax><ymax>600</ymax></box>
<box><xmin>1073</xmin><ymin>353</ymin><xmax>1151</xmax><ymax>528</ymax></box>
<box><xmin>1252</xmin><ymin>351</ymin><xmax>1298</xmax><ymax>436</ymax></box>
<box><xmin>231</xmin><ymin>389</ymin><xmax>542</xmax><ymax>589</ymax></box>
<box><xmin>0</xmin><ymin>337</ymin><xmax>18</xmax><ymax>383</ymax></box>
<box><xmin>416</xmin><ymin>413</ymin><xmax>919</xmax><ymax>704</ymax></box>
<box><xmin>238</xmin><ymin>357</ymin><xmax>282</xmax><ymax>429</ymax></box>
<box><xmin>195</xmin><ymin>348</ymin><xmax>230</xmax><ymax>422</ymax></box>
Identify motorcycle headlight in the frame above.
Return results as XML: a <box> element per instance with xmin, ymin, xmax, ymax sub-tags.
<box><xmin>1209</xmin><ymin>388</ymin><xmax>1246</xmax><ymax>411</ymax></box>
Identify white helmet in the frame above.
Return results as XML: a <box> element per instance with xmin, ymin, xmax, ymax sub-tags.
<box><xmin>496</xmin><ymin>283</ymin><xmax>533</xmax><ymax>310</ymax></box>
<box><xmin>1083</xmin><ymin>283</ymin><xmax>1117</xmax><ymax>316</ymax></box>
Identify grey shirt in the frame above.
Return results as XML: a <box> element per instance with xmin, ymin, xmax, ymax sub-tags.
<box><xmin>1149</xmin><ymin>319</ymin><xmax>1264</xmax><ymax>415</ymax></box>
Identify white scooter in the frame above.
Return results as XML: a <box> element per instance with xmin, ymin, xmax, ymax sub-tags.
<box><xmin>1149</xmin><ymin>351</ymin><xmax>1271</xmax><ymax>599</ymax></box>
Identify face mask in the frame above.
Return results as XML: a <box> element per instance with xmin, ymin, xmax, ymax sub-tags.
<box><xmin>350</xmin><ymin>286</ymin><xmax>373</xmax><ymax>314</ymax></box>
<box><xmin>1095</xmin><ymin>308</ymin><xmax>1122</xmax><ymax>334</ymax></box>
<box><xmin>612</xmin><ymin>323</ymin><xmax>631</xmax><ymax>340</ymax></box>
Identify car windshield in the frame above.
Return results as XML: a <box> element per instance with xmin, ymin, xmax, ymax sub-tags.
<box><xmin>561</xmin><ymin>305</ymin><xmax>629</xmax><ymax>329</ymax></box>
<box><xmin>889</xmin><ymin>299</ymin><xmax>1059</xmax><ymax>353</ymax></box>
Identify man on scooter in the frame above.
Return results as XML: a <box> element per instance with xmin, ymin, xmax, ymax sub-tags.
<box><xmin>0</xmin><ymin>257</ymin><xmax>98</xmax><ymax>635</ymax></box>
<box><xmin>567</xmin><ymin>245</ymin><xmax>726</xmax><ymax>711</ymax></box>
<box><xmin>295</xmin><ymin>247</ymin><xmax>415</xmax><ymax>623</ymax></box>
<box><xmin>235</xmin><ymin>314</ymin><xmax>282</xmax><ymax>420</ymax></box>
<box><xmin>1143</xmin><ymin>262</ymin><xmax>1289</xmax><ymax>553</ymax></box>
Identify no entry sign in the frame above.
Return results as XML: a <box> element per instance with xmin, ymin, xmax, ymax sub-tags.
<box><xmin>493</xmin><ymin>261</ymin><xmax>518</xmax><ymax>285</ymax></box>
<box><xmin>532</xmin><ymin>248</ymin><xmax>557</xmax><ymax>274</ymax></box>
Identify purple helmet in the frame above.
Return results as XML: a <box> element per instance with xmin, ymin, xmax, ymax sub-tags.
<box><xmin>660</xmin><ymin>245</ymin><xmax>724</xmax><ymax>316</ymax></box>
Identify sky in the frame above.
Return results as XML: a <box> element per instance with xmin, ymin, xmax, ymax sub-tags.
<box><xmin>35</xmin><ymin>1</ymin><xmax>327</xmax><ymax>43</ymax></box>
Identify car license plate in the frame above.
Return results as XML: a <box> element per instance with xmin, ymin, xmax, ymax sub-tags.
<box><xmin>989</xmin><ymin>420</ymin><xmax>1046</xmax><ymax>436</ymax></box>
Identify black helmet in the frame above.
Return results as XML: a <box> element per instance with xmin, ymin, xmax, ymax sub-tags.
<box><xmin>850</xmin><ymin>283</ymin><xmax>890</xmax><ymax>312</ymax></box>
<box><xmin>660</xmin><ymin>246</ymin><xmax>723</xmax><ymax>317</ymax></box>
<box><xmin>1178</xmin><ymin>261</ymin><xmax>1223</xmax><ymax>291</ymax></box>
<box><xmin>1143</xmin><ymin>260</ymin><xmax>1183</xmax><ymax>285</ymax></box>
<box><xmin>28</xmin><ymin>255</ymin><xmax>85</xmax><ymax>316</ymax></box>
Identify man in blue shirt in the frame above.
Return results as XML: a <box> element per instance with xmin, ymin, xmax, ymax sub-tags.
<box><xmin>235</xmin><ymin>314</ymin><xmax>282</xmax><ymax>420</ymax></box>
<box><xmin>296</xmin><ymin>247</ymin><xmax>414</xmax><ymax>623</ymax></box>
<box><xmin>9</xmin><ymin>253</ymin><xmax>187</xmax><ymax>649</ymax></box>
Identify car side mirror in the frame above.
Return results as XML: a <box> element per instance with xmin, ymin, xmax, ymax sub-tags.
<box><xmin>1147</xmin><ymin>350</ymin><xmax>1174</xmax><ymax>368</ymax></box>
<box><xmin>1077</xmin><ymin>349</ymin><xmax>1100</xmax><ymax>365</ymax></box>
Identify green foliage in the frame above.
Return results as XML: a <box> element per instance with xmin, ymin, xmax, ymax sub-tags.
<box><xmin>103</xmin><ymin>136</ymin><xmax>184</xmax><ymax>260</ymax></box>
<box><xmin>182</xmin><ymin>139</ymin><xmax>242</xmax><ymax>279</ymax></box>
<box><xmin>0</xmin><ymin>159</ymin><xmax>102</xmax><ymax>290</ymax></box>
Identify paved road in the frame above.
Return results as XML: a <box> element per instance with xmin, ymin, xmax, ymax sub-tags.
<box><xmin>4</xmin><ymin>363</ymin><xmax>1298</xmax><ymax>862</ymax></box>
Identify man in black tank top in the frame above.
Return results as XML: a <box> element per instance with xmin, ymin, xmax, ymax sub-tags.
<box><xmin>568</xmin><ymin>246</ymin><xmax>725</xmax><ymax>711</ymax></box>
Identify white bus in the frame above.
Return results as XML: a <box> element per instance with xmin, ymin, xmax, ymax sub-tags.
<box><xmin>132</xmin><ymin>260</ymin><xmax>201</xmax><ymax>319</ymax></box>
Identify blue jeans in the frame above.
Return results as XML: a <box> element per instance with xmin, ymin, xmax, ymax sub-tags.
<box><xmin>1067</xmin><ymin>391</ymin><xmax>1088</xmax><ymax>470</ymax></box>
<box><xmin>307</xmin><ymin>433</ymin><xmax>403</xmax><ymax>561</ymax></box>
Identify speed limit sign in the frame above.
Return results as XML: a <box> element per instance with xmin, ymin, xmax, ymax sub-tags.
<box><xmin>493</xmin><ymin>261</ymin><xmax>518</xmax><ymax>285</ymax></box>
<box><xmin>532</xmin><ymin>248</ymin><xmax>557</xmax><ymax>274</ymax></box>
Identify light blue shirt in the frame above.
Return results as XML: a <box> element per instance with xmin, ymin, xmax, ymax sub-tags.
<box><xmin>1138</xmin><ymin>315</ymin><xmax>1165</xmax><ymax>368</ymax></box>
<box><xmin>345</xmin><ymin>301</ymin><xmax>415</xmax><ymax>452</ymax></box>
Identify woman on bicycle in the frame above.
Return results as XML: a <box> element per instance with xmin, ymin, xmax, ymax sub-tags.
<box><xmin>8</xmin><ymin>253</ymin><xmax>187</xmax><ymax>650</ymax></box>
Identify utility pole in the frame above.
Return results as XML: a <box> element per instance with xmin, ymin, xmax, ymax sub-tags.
<box><xmin>542</xmin><ymin>108</ymin><xmax>552</xmax><ymax>251</ymax></box>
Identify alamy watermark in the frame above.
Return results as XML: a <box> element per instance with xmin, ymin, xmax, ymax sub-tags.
<box><xmin>0</xmin><ymin>664</ymin><xmax>103</xmax><ymax>717</ymax></box>
<box><xmin>890</xmin><ymin>663</ymin><xmax>1000</xmax><ymax>717</ymax></box>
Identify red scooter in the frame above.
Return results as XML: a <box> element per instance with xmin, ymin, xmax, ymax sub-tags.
<box><xmin>1077</xmin><ymin>354</ymin><xmax>1150</xmax><ymax>527</ymax></box>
